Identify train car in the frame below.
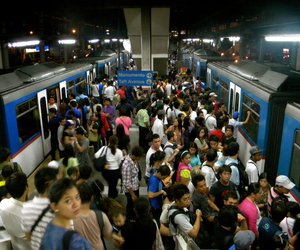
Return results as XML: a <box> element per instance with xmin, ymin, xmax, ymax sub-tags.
<box><xmin>0</xmin><ymin>62</ymin><xmax>94</xmax><ymax>176</ymax></box>
<box><xmin>79</xmin><ymin>49</ymin><xmax>131</xmax><ymax>80</ymax></box>
<box><xmin>181</xmin><ymin>48</ymin><xmax>234</xmax><ymax>83</ymax></box>
<box><xmin>190</xmin><ymin>49</ymin><xmax>233</xmax><ymax>81</ymax></box>
<box><xmin>277</xmin><ymin>102</ymin><xmax>300</xmax><ymax>202</ymax></box>
<box><xmin>206</xmin><ymin>60</ymin><xmax>300</xmax><ymax>183</ymax></box>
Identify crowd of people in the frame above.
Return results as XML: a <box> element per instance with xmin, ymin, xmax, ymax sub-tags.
<box><xmin>0</xmin><ymin>68</ymin><xmax>299</xmax><ymax>250</ymax></box>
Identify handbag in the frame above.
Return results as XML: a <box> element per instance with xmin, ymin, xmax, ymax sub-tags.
<box><xmin>93</xmin><ymin>146</ymin><xmax>108</xmax><ymax>172</ymax></box>
<box><xmin>88</xmin><ymin>130</ymin><xmax>99</xmax><ymax>142</ymax></box>
<box><xmin>152</xmin><ymin>219</ymin><xmax>165</xmax><ymax>250</ymax></box>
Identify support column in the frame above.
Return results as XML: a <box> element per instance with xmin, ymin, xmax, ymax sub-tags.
<box><xmin>124</xmin><ymin>8</ymin><xmax>170</xmax><ymax>75</ymax></box>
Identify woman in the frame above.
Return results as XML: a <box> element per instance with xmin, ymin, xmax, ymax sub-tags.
<box><xmin>74</xmin><ymin>182</ymin><xmax>112</xmax><ymax>250</ymax></box>
<box><xmin>176</xmin><ymin>150</ymin><xmax>192</xmax><ymax>183</ymax></box>
<box><xmin>74</xmin><ymin>126</ymin><xmax>93</xmax><ymax>168</ymax></box>
<box><xmin>115</xmin><ymin>124</ymin><xmax>130</xmax><ymax>155</ymax></box>
<box><xmin>188</xmin><ymin>142</ymin><xmax>201</xmax><ymax>170</ymax></box>
<box><xmin>173</xmin><ymin>117</ymin><xmax>184</xmax><ymax>146</ymax></box>
<box><xmin>95</xmin><ymin>135</ymin><xmax>123</xmax><ymax>198</ymax></box>
<box><xmin>238</xmin><ymin>182</ymin><xmax>262</xmax><ymax>238</ymax></box>
<box><xmin>256</xmin><ymin>172</ymin><xmax>271</xmax><ymax>217</ymax></box>
<box><xmin>115</xmin><ymin>107</ymin><xmax>132</xmax><ymax>136</ymax></box>
<box><xmin>194</xmin><ymin>126</ymin><xmax>209</xmax><ymax>160</ymax></box>
<box><xmin>40</xmin><ymin>178</ymin><xmax>92</xmax><ymax>250</ymax></box>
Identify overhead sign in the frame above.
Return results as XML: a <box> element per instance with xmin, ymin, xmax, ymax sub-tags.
<box><xmin>117</xmin><ymin>70</ymin><xmax>153</xmax><ymax>86</ymax></box>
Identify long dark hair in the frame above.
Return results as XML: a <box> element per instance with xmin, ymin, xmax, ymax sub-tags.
<box><xmin>108</xmin><ymin>135</ymin><xmax>118</xmax><ymax>155</ymax></box>
<box><xmin>116</xmin><ymin>124</ymin><xmax>126</xmax><ymax>138</ymax></box>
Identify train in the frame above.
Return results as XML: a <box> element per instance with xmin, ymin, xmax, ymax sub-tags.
<box><xmin>205</xmin><ymin>60</ymin><xmax>300</xmax><ymax>200</ymax></box>
<box><xmin>0</xmin><ymin>50</ymin><xmax>130</xmax><ymax>176</ymax></box>
<box><xmin>278</xmin><ymin>102</ymin><xmax>300</xmax><ymax>201</ymax></box>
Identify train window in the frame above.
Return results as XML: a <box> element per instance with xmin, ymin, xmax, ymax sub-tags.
<box><xmin>219</xmin><ymin>80</ymin><xmax>229</xmax><ymax>105</ymax></box>
<box><xmin>242</xmin><ymin>95</ymin><xmax>260</xmax><ymax>143</ymax></box>
<box><xmin>229</xmin><ymin>88</ymin><xmax>233</xmax><ymax>114</ymax></box>
<box><xmin>16</xmin><ymin>98</ymin><xmax>41</xmax><ymax>144</ymax></box>
<box><xmin>67</xmin><ymin>80</ymin><xmax>75</xmax><ymax>94</ymax></box>
<box><xmin>75</xmin><ymin>76</ymin><xmax>87</xmax><ymax>95</ymax></box>
<box><xmin>235</xmin><ymin>92</ymin><xmax>240</xmax><ymax>111</ymax></box>
<box><xmin>289</xmin><ymin>130</ymin><xmax>300</xmax><ymax>189</ymax></box>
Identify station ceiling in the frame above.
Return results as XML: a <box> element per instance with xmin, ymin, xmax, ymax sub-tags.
<box><xmin>1</xmin><ymin>0</ymin><xmax>300</xmax><ymax>40</ymax></box>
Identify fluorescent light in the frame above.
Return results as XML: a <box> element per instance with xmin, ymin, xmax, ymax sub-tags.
<box><xmin>58</xmin><ymin>39</ymin><xmax>76</xmax><ymax>45</ymax></box>
<box><xmin>88</xmin><ymin>39</ymin><xmax>99</xmax><ymax>44</ymax></box>
<box><xmin>8</xmin><ymin>40</ymin><xmax>40</xmax><ymax>47</ymax></box>
<box><xmin>265</xmin><ymin>34</ymin><xmax>300</xmax><ymax>42</ymax></box>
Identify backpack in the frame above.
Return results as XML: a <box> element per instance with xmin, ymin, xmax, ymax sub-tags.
<box><xmin>168</xmin><ymin>206</ymin><xmax>196</xmax><ymax>229</ymax></box>
<box><xmin>94</xmin><ymin>210</ymin><xmax>107</xmax><ymax>250</ymax></box>
<box><xmin>227</xmin><ymin>161</ymin><xmax>249</xmax><ymax>200</ymax></box>
<box><xmin>62</xmin><ymin>230</ymin><xmax>78</xmax><ymax>250</ymax></box>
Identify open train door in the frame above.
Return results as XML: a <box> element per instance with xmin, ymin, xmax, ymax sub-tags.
<box><xmin>37</xmin><ymin>89</ymin><xmax>51</xmax><ymax>156</ymax></box>
<box><xmin>229</xmin><ymin>82</ymin><xmax>241</xmax><ymax>115</ymax></box>
<box><xmin>59</xmin><ymin>80</ymin><xmax>68</xmax><ymax>101</ymax></box>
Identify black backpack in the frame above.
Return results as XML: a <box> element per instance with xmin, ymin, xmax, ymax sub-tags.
<box><xmin>168</xmin><ymin>206</ymin><xmax>196</xmax><ymax>228</ymax></box>
<box><xmin>227</xmin><ymin>161</ymin><xmax>249</xmax><ymax>200</ymax></box>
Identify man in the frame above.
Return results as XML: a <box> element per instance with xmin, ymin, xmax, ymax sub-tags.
<box><xmin>0</xmin><ymin>147</ymin><xmax>23</xmax><ymax>174</ymax></box>
<box><xmin>144</xmin><ymin>133</ymin><xmax>163</xmax><ymax>184</ymax></box>
<box><xmin>245</xmin><ymin>146</ymin><xmax>262</xmax><ymax>184</ymax></box>
<box><xmin>228</xmin><ymin>111</ymin><xmax>251</xmax><ymax>139</ymax></box>
<box><xmin>163</xmin><ymin>131</ymin><xmax>182</xmax><ymax>170</ymax></box>
<box><xmin>210</xmin><ymin>165</ymin><xmax>239</xmax><ymax>210</ymax></box>
<box><xmin>48</xmin><ymin>108</ymin><xmax>60</xmax><ymax>160</ymax></box>
<box><xmin>0</xmin><ymin>172</ymin><xmax>30</xmax><ymax>249</ymax></box>
<box><xmin>21</xmin><ymin>167</ymin><xmax>58</xmax><ymax>250</ymax></box>
<box><xmin>147</xmin><ymin>164</ymin><xmax>171</xmax><ymax>220</ymax></box>
<box><xmin>168</xmin><ymin>183</ymin><xmax>202</xmax><ymax>239</ymax></box>
<box><xmin>136</xmin><ymin>100</ymin><xmax>150</xmax><ymax>152</ymax></box>
<box><xmin>121</xmin><ymin>146</ymin><xmax>144</xmax><ymax>220</ymax></box>
<box><xmin>267</xmin><ymin>175</ymin><xmax>296</xmax><ymax>217</ymax></box>
<box><xmin>201</xmin><ymin>149</ymin><xmax>218</xmax><ymax>189</ymax></box>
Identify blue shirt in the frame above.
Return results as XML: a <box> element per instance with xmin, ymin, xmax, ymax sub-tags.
<box><xmin>40</xmin><ymin>223</ymin><xmax>92</xmax><ymax>250</ymax></box>
<box><xmin>148</xmin><ymin>175</ymin><xmax>163</xmax><ymax>209</ymax></box>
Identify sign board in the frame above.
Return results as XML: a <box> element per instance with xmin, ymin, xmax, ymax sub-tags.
<box><xmin>117</xmin><ymin>70</ymin><xmax>153</xmax><ymax>86</ymax></box>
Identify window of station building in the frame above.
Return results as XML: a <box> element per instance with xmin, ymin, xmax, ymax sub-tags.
<box><xmin>242</xmin><ymin>95</ymin><xmax>260</xmax><ymax>143</ymax></box>
<box><xmin>16</xmin><ymin>98</ymin><xmax>41</xmax><ymax>144</ymax></box>
<box><xmin>289</xmin><ymin>130</ymin><xmax>300</xmax><ymax>190</ymax></box>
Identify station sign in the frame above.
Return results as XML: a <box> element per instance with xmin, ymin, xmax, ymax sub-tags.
<box><xmin>117</xmin><ymin>70</ymin><xmax>153</xmax><ymax>86</ymax></box>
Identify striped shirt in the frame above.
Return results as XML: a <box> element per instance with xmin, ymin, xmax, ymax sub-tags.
<box><xmin>21</xmin><ymin>196</ymin><xmax>54</xmax><ymax>250</ymax></box>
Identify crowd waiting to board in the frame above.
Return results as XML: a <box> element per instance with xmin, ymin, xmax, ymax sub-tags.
<box><xmin>0</xmin><ymin>66</ymin><xmax>299</xmax><ymax>250</ymax></box>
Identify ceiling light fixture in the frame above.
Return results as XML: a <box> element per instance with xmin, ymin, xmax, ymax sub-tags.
<box><xmin>265</xmin><ymin>34</ymin><xmax>300</xmax><ymax>42</ymax></box>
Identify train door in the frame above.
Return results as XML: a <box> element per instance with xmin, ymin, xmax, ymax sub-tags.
<box><xmin>206</xmin><ymin>68</ymin><xmax>211</xmax><ymax>88</ymax></box>
<box><xmin>229</xmin><ymin>82</ymin><xmax>241</xmax><ymax>115</ymax></box>
<box><xmin>37</xmin><ymin>90</ymin><xmax>51</xmax><ymax>156</ymax></box>
<box><xmin>59</xmin><ymin>80</ymin><xmax>67</xmax><ymax>101</ymax></box>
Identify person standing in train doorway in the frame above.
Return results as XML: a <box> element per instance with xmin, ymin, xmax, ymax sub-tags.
<box><xmin>228</xmin><ymin>110</ymin><xmax>251</xmax><ymax>139</ymax></box>
<box><xmin>246</xmin><ymin>146</ymin><xmax>263</xmax><ymax>184</ymax></box>
<box><xmin>48</xmin><ymin>108</ymin><xmax>61</xmax><ymax>161</ymax></box>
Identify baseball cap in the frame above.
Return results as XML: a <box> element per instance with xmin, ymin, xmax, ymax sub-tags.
<box><xmin>233</xmin><ymin>111</ymin><xmax>239</xmax><ymax>119</ymax></box>
<box><xmin>234</xmin><ymin>230</ymin><xmax>255</xmax><ymax>250</ymax></box>
<box><xmin>249</xmin><ymin>146</ymin><xmax>262</xmax><ymax>156</ymax></box>
<box><xmin>209</xmin><ymin>92</ymin><xmax>218</xmax><ymax>97</ymax></box>
<box><xmin>48</xmin><ymin>160</ymin><xmax>60</xmax><ymax>169</ymax></box>
<box><xmin>275</xmin><ymin>175</ymin><xmax>295</xmax><ymax>190</ymax></box>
